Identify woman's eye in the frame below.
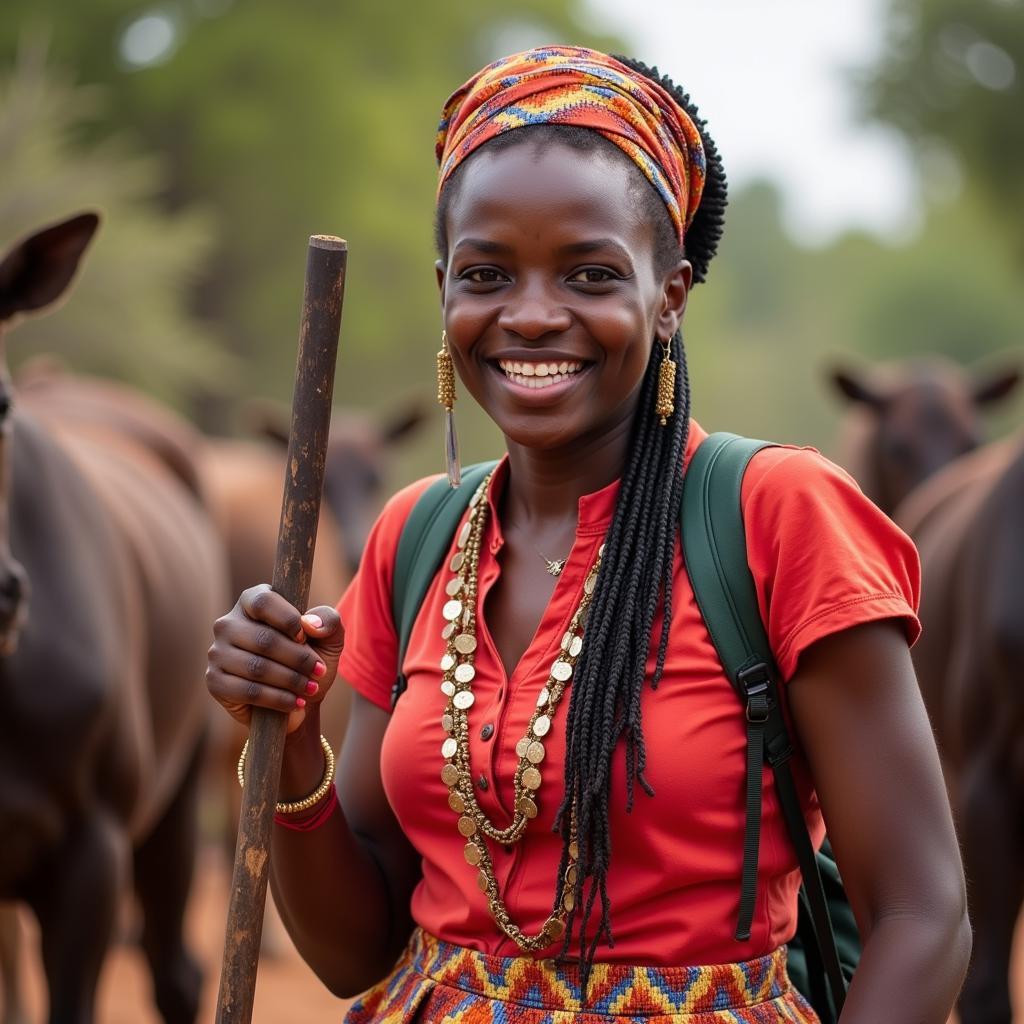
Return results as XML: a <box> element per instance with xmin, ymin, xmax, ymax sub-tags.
<box><xmin>569</xmin><ymin>267</ymin><xmax>617</xmax><ymax>284</ymax></box>
<box><xmin>460</xmin><ymin>267</ymin><xmax>505</xmax><ymax>283</ymax></box>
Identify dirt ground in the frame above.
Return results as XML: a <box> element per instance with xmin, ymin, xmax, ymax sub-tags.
<box><xmin>8</xmin><ymin>848</ymin><xmax>1024</xmax><ymax>1023</ymax></box>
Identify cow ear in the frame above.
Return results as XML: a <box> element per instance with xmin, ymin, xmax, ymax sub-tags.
<box><xmin>0</xmin><ymin>213</ymin><xmax>100</xmax><ymax>322</ymax></box>
<box><xmin>381</xmin><ymin>400</ymin><xmax>428</xmax><ymax>445</ymax></box>
<box><xmin>828</xmin><ymin>363</ymin><xmax>886</xmax><ymax>408</ymax></box>
<box><xmin>972</xmin><ymin>365</ymin><xmax>1021</xmax><ymax>406</ymax></box>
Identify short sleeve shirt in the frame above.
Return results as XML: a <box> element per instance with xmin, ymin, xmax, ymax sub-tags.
<box><xmin>336</xmin><ymin>419</ymin><xmax>921</xmax><ymax>966</ymax></box>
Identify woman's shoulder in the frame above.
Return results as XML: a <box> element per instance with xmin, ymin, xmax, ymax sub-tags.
<box><xmin>729</xmin><ymin>438</ymin><xmax>922</xmax><ymax>678</ymax></box>
<box><xmin>687</xmin><ymin>424</ymin><xmax>858</xmax><ymax>500</ymax></box>
<box><xmin>738</xmin><ymin>439</ymin><xmax>904</xmax><ymax>547</ymax></box>
<box><xmin>741</xmin><ymin>441</ymin><xmax>860</xmax><ymax>499</ymax></box>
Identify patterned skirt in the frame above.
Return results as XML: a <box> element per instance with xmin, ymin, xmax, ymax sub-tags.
<box><xmin>343</xmin><ymin>929</ymin><xmax>821</xmax><ymax>1023</ymax></box>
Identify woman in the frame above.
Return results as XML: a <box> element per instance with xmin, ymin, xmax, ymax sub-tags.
<box><xmin>207</xmin><ymin>46</ymin><xmax>970</xmax><ymax>1022</ymax></box>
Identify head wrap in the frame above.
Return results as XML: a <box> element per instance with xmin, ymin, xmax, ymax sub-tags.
<box><xmin>435</xmin><ymin>45</ymin><xmax>706</xmax><ymax>245</ymax></box>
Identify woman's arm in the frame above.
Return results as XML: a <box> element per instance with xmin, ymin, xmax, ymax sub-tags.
<box><xmin>207</xmin><ymin>588</ymin><xmax>420</xmax><ymax>997</ymax></box>
<box><xmin>268</xmin><ymin>695</ymin><xmax>421</xmax><ymax>996</ymax></box>
<box><xmin>787</xmin><ymin>619</ymin><xmax>971</xmax><ymax>1022</ymax></box>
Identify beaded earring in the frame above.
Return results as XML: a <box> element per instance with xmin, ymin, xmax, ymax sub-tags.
<box><xmin>437</xmin><ymin>330</ymin><xmax>461</xmax><ymax>487</ymax></box>
<box><xmin>655</xmin><ymin>337</ymin><xmax>676</xmax><ymax>426</ymax></box>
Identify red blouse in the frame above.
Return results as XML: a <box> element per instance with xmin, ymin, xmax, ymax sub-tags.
<box><xmin>336</xmin><ymin>419</ymin><xmax>921</xmax><ymax>965</ymax></box>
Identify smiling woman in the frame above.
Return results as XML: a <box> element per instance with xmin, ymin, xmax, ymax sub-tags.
<box><xmin>441</xmin><ymin>141</ymin><xmax>683</xmax><ymax>449</ymax></box>
<box><xmin>205</xmin><ymin>44</ymin><xmax>971</xmax><ymax>1024</ymax></box>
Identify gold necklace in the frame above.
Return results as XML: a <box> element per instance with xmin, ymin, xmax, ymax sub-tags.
<box><xmin>438</xmin><ymin>471</ymin><xmax>603</xmax><ymax>950</ymax></box>
<box><xmin>533</xmin><ymin>547</ymin><xmax>567</xmax><ymax>577</ymax></box>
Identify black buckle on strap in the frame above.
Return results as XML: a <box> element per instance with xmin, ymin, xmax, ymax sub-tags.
<box><xmin>390</xmin><ymin>673</ymin><xmax>408</xmax><ymax>709</ymax></box>
<box><xmin>739</xmin><ymin>662</ymin><xmax>772</xmax><ymax>723</ymax></box>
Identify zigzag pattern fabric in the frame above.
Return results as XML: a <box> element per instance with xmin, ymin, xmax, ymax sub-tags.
<box><xmin>435</xmin><ymin>45</ymin><xmax>706</xmax><ymax>245</ymax></box>
<box><xmin>344</xmin><ymin>929</ymin><xmax>820</xmax><ymax>1022</ymax></box>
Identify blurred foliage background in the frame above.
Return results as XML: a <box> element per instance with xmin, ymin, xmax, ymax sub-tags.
<box><xmin>0</xmin><ymin>0</ymin><xmax>1020</xmax><ymax>485</ymax></box>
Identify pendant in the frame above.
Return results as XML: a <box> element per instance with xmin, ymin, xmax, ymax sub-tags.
<box><xmin>544</xmin><ymin>558</ymin><xmax>566</xmax><ymax>577</ymax></box>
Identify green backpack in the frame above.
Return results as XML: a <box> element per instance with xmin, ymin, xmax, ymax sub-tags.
<box><xmin>389</xmin><ymin>433</ymin><xmax>860</xmax><ymax>1022</ymax></box>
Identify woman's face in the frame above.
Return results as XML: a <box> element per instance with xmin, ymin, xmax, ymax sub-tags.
<box><xmin>437</xmin><ymin>141</ymin><xmax>691</xmax><ymax>453</ymax></box>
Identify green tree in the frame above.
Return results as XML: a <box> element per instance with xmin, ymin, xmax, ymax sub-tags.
<box><xmin>862</xmin><ymin>0</ymin><xmax>1023</xmax><ymax>245</ymax></box>
<box><xmin>0</xmin><ymin>43</ymin><xmax>233</xmax><ymax>405</ymax></box>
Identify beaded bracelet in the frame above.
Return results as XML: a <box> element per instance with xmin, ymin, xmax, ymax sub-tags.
<box><xmin>237</xmin><ymin>733</ymin><xmax>336</xmax><ymax>815</ymax></box>
<box><xmin>274</xmin><ymin>787</ymin><xmax>339</xmax><ymax>832</ymax></box>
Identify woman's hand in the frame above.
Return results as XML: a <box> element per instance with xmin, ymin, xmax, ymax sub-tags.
<box><xmin>206</xmin><ymin>584</ymin><xmax>346</xmax><ymax>734</ymax></box>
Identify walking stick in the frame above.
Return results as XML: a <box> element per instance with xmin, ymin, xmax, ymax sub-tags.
<box><xmin>216</xmin><ymin>235</ymin><xmax>348</xmax><ymax>1023</ymax></box>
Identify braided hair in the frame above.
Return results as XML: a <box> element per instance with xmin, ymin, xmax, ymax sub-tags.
<box><xmin>435</xmin><ymin>56</ymin><xmax>728</xmax><ymax>989</ymax></box>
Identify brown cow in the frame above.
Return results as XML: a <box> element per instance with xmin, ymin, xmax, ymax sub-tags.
<box><xmin>895</xmin><ymin>434</ymin><xmax>1024</xmax><ymax>1024</ymax></box>
<box><xmin>829</xmin><ymin>356</ymin><xmax>1020</xmax><ymax>515</ymax></box>
<box><xmin>0</xmin><ymin>213</ymin><xmax>227</xmax><ymax>1024</ymax></box>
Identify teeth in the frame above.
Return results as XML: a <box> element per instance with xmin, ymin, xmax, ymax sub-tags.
<box><xmin>498</xmin><ymin>359</ymin><xmax>584</xmax><ymax>383</ymax></box>
<box><xmin>500</xmin><ymin>368</ymin><xmax>577</xmax><ymax>389</ymax></box>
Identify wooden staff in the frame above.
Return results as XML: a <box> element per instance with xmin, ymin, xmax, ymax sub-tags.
<box><xmin>216</xmin><ymin>235</ymin><xmax>348</xmax><ymax>1023</ymax></box>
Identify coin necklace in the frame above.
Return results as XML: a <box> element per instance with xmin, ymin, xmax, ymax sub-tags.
<box><xmin>438</xmin><ymin>470</ymin><xmax>604</xmax><ymax>951</ymax></box>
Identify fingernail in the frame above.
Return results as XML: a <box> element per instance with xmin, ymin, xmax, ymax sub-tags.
<box><xmin>313</xmin><ymin>661</ymin><xmax>327</xmax><ymax>678</ymax></box>
<box><xmin>305</xmin><ymin>680</ymin><xmax>319</xmax><ymax>696</ymax></box>
<box><xmin>295</xmin><ymin>697</ymin><xmax>307</xmax><ymax>709</ymax></box>
<box><xmin>302</xmin><ymin>614</ymin><xmax>323</xmax><ymax>629</ymax></box>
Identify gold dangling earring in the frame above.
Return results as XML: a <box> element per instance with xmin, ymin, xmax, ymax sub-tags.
<box><xmin>437</xmin><ymin>330</ymin><xmax>461</xmax><ymax>487</ymax></box>
<box><xmin>655</xmin><ymin>336</ymin><xmax>676</xmax><ymax>426</ymax></box>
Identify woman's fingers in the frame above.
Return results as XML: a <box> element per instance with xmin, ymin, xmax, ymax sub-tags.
<box><xmin>205</xmin><ymin>667</ymin><xmax>310</xmax><ymax>722</ymax></box>
<box><xmin>214</xmin><ymin>609</ymin><xmax>326</xmax><ymax>681</ymax></box>
<box><xmin>207</xmin><ymin>587</ymin><xmax>343</xmax><ymax>733</ymax></box>
<box><xmin>213</xmin><ymin>645</ymin><xmax>321</xmax><ymax>699</ymax></box>
<box><xmin>239</xmin><ymin>584</ymin><xmax>307</xmax><ymax>642</ymax></box>
<box><xmin>300</xmin><ymin>605</ymin><xmax>345</xmax><ymax>662</ymax></box>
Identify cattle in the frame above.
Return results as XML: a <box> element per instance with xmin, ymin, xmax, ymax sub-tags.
<box><xmin>828</xmin><ymin>356</ymin><xmax>1019</xmax><ymax>515</ymax></box>
<box><xmin>0</xmin><ymin>213</ymin><xmax>227</xmax><ymax>1024</ymax></box>
<box><xmin>895</xmin><ymin>435</ymin><xmax>1024</xmax><ymax>1024</ymax></box>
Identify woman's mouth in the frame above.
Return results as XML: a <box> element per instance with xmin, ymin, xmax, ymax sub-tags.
<box><xmin>496</xmin><ymin>358</ymin><xmax>586</xmax><ymax>389</ymax></box>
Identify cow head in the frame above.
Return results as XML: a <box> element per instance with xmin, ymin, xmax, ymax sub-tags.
<box><xmin>829</xmin><ymin>356</ymin><xmax>1021</xmax><ymax>515</ymax></box>
<box><xmin>0</xmin><ymin>212</ymin><xmax>99</xmax><ymax>652</ymax></box>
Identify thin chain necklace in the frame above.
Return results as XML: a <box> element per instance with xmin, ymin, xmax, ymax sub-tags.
<box><xmin>437</xmin><ymin>471</ymin><xmax>604</xmax><ymax>950</ymax></box>
<box><xmin>505</xmin><ymin>517</ymin><xmax>570</xmax><ymax>577</ymax></box>
<box><xmin>535</xmin><ymin>549</ymin><xmax>567</xmax><ymax>577</ymax></box>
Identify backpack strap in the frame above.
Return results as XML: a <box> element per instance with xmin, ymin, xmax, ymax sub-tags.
<box><xmin>389</xmin><ymin>461</ymin><xmax>499</xmax><ymax>709</ymax></box>
<box><xmin>681</xmin><ymin>432</ymin><xmax>848</xmax><ymax>1017</ymax></box>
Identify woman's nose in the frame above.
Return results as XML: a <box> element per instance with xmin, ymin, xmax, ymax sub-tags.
<box><xmin>496</xmin><ymin>280</ymin><xmax>572</xmax><ymax>339</ymax></box>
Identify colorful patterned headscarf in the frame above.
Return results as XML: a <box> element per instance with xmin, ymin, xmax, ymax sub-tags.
<box><xmin>436</xmin><ymin>45</ymin><xmax>706</xmax><ymax>245</ymax></box>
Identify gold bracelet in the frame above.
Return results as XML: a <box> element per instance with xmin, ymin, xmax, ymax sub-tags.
<box><xmin>237</xmin><ymin>733</ymin><xmax>336</xmax><ymax>816</ymax></box>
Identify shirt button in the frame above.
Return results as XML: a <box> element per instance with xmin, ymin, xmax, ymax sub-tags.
<box><xmin>480</xmin><ymin>723</ymin><xmax>494</xmax><ymax>741</ymax></box>
<box><xmin>477</xmin><ymin>774</ymin><xmax>489</xmax><ymax>791</ymax></box>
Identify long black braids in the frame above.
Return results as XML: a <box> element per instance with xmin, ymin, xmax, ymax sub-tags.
<box><xmin>434</xmin><ymin>54</ymin><xmax>728</xmax><ymax>992</ymax></box>
<box><xmin>549</xmin><ymin>57</ymin><xmax>727</xmax><ymax>990</ymax></box>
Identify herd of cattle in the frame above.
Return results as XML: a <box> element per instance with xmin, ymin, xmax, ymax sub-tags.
<box><xmin>0</xmin><ymin>212</ymin><xmax>1020</xmax><ymax>1024</ymax></box>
